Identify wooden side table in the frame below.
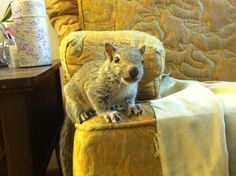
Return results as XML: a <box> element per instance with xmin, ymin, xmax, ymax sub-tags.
<box><xmin>0</xmin><ymin>60</ymin><xmax>64</xmax><ymax>176</ymax></box>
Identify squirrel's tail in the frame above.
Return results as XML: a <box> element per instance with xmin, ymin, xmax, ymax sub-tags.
<box><xmin>60</xmin><ymin>117</ymin><xmax>75</xmax><ymax>176</ymax></box>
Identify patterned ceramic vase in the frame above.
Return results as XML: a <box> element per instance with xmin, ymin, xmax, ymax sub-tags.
<box><xmin>11</xmin><ymin>0</ymin><xmax>52</xmax><ymax>67</ymax></box>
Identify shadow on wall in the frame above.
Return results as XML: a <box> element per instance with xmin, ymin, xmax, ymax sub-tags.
<box><xmin>47</xmin><ymin>17</ymin><xmax>60</xmax><ymax>60</ymax></box>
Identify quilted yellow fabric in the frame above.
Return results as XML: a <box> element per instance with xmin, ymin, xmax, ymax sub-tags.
<box><xmin>60</xmin><ymin>30</ymin><xmax>165</xmax><ymax>100</ymax></box>
<box><xmin>46</xmin><ymin>0</ymin><xmax>81</xmax><ymax>42</ymax></box>
<box><xmin>46</xmin><ymin>0</ymin><xmax>236</xmax><ymax>81</ymax></box>
<box><xmin>73</xmin><ymin>103</ymin><xmax>162</xmax><ymax>176</ymax></box>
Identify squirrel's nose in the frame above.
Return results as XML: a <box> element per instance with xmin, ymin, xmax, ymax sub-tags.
<box><xmin>129</xmin><ymin>67</ymin><xmax>139</xmax><ymax>77</ymax></box>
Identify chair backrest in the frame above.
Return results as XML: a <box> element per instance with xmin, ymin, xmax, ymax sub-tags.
<box><xmin>47</xmin><ymin>0</ymin><xmax>236</xmax><ymax>81</ymax></box>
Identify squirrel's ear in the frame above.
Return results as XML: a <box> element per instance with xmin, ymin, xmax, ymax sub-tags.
<box><xmin>139</xmin><ymin>45</ymin><xmax>146</xmax><ymax>55</ymax></box>
<box><xmin>105</xmin><ymin>43</ymin><xmax>116</xmax><ymax>59</ymax></box>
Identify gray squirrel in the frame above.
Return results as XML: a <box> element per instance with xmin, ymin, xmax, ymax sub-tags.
<box><xmin>60</xmin><ymin>43</ymin><xmax>146</xmax><ymax>176</ymax></box>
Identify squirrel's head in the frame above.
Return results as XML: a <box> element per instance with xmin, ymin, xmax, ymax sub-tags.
<box><xmin>105</xmin><ymin>43</ymin><xmax>145</xmax><ymax>84</ymax></box>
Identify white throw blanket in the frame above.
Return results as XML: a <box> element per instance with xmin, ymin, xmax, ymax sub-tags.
<box><xmin>151</xmin><ymin>77</ymin><xmax>236</xmax><ymax>176</ymax></box>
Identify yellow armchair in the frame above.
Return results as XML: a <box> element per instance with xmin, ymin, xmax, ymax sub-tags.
<box><xmin>46</xmin><ymin>0</ymin><xmax>236</xmax><ymax>176</ymax></box>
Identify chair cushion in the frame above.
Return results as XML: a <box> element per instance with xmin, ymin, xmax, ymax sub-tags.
<box><xmin>60</xmin><ymin>30</ymin><xmax>165</xmax><ymax>100</ymax></box>
<box><xmin>73</xmin><ymin>103</ymin><xmax>162</xmax><ymax>176</ymax></box>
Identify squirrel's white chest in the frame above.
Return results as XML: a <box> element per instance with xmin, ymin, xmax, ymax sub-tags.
<box><xmin>110</xmin><ymin>83</ymin><xmax>137</xmax><ymax>104</ymax></box>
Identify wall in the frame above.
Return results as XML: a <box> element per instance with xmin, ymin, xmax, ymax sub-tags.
<box><xmin>0</xmin><ymin>0</ymin><xmax>60</xmax><ymax>60</ymax></box>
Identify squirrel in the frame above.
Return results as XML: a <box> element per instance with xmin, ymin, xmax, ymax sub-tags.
<box><xmin>60</xmin><ymin>43</ymin><xmax>146</xmax><ymax>176</ymax></box>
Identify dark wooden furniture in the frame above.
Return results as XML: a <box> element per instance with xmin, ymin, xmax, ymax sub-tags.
<box><xmin>0</xmin><ymin>60</ymin><xmax>64</xmax><ymax>176</ymax></box>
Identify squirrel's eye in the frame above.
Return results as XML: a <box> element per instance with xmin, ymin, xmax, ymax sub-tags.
<box><xmin>142</xmin><ymin>60</ymin><xmax>144</xmax><ymax>64</ymax></box>
<box><xmin>114</xmin><ymin>56</ymin><xmax>120</xmax><ymax>63</ymax></box>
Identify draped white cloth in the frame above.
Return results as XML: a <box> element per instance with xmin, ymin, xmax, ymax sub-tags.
<box><xmin>151</xmin><ymin>77</ymin><xmax>236</xmax><ymax>176</ymax></box>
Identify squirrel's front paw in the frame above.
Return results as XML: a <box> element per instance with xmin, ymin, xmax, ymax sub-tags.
<box><xmin>128</xmin><ymin>104</ymin><xmax>143</xmax><ymax>116</ymax></box>
<box><xmin>79</xmin><ymin>110</ymin><xmax>96</xmax><ymax>124</ymax></box>
<box><xmin>103</xmin><ymin>111</ymin><xmax>122</xmax><ymax>123</ymax></box>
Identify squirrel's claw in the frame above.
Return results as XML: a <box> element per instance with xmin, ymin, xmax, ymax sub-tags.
<box><xmin>128</xmin><ymin>104</ymin><xmax>143</xmax><ymax>116</ymax></box>
<box><xmin>104</xmin><ymin>111</ymin><xmax>122</xmax><ymax>123</ymax></box>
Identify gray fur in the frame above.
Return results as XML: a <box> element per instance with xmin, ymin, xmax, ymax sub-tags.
<box><xmin>60</xmin><ymin>43</ymin><xmax>145</xmax><ymax>176</ymax></box>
